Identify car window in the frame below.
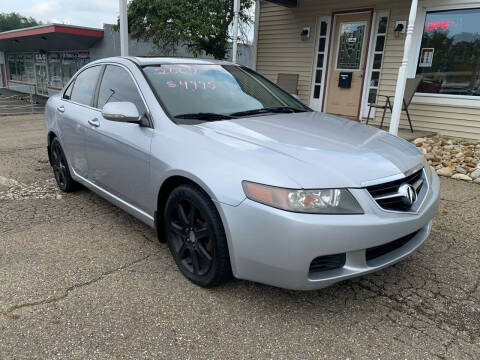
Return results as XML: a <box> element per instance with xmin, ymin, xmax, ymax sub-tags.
<box><xmin>63</xmin><ymin>80</ymin><xmax>74</xmax><ymax>100</ymax></box>
<box><xmin>97</xmin><ymin>65</ymin><xmax>146</xmax><ymax>115</ymax></box>
<box><xmin>70</xmin><ymin>66</ymin><xmax>101</xmax><ymax>106</ymax></box>
<box><xmin>142</xmin><ymin>64</ymin><xmax>309</xmax><ymax>118</ymax></box>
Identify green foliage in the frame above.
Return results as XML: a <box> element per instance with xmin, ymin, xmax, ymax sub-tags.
<box><xmin>121</xmin><ymin>0</ymin><xmax>254</xmax><ymax>59</ymax></box>
<box><xmin>0</xmin><ymin>13</ymin><xmax>42</xmax><ymax>32</ymax></box>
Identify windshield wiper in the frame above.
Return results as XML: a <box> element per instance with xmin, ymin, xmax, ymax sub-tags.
<box><xmin>230</xmin><ymin>106</ymin><xmax>308</xmax><ymax>117</ymax></box>
<box><xmin>174</xmin><ymin>112</ymin><xmax>235</xmax><ymax>121</ymax></box>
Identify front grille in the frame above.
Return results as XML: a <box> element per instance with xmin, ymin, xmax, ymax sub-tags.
<box><xmin>309</xmin><ymin>253</ymin><xmax>346</xmax><ymax>274</ymax></box>
<box><xmin>366</xmin><ymin>169</ymin><xmax>424</xmax><ymax>211</ymax></box>
<box><xmin>366</xmin><ymin>230</ymin><xmax>420</xmax><ymax>264</ymax></box>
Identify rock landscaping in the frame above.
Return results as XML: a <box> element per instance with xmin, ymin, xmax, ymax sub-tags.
<box><xmin>412</xmin><ymin>135</ymin><xmax>480</xmax><ymax>183</ymax></box>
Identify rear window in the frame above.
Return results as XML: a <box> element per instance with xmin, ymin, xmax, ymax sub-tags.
<box><xmin>70</xmin><ymin>66</ymin><xmax>101</xmax><ymax>106</ymax></box>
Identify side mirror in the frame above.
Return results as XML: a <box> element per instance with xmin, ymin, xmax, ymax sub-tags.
<box><xmin>102</xmin><ymin>102</ymin><xmax>141</xmax><ymax>123</ymax></box>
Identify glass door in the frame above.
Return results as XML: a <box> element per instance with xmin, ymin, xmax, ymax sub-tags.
<box><xmin>35</xmin><ymin>64</ymin><xmax>48</xmax><ymax>96</ymax></box>
<box><xmin>325</xmin><ymin>12</ymin><xmax>371</xmax><ymax>118</ymax></box>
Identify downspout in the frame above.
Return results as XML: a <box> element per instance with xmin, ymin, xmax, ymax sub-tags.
<box><xmin>389</xmin><ymin>0</ymin><xmax>418</xmax><ymax>135</ymax></box>
<box><xmin>252</xmin><ymin>0</ymin><xmax>261</xmax><ymax>70</ymax></box>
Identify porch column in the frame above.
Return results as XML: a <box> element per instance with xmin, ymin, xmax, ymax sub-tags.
<box><xmin>389</xmin><ymin>0</ymin><xmax>418</xmax><ymax>135</ymax></box>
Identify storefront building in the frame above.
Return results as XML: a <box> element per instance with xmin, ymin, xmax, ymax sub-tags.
<box><xmin>255</xmin><ymin>0</ymin><xmax>480</xmax><ymax>140</ymax></box>
<box><xmin>0</xmin><ymin>24</ymin><xmax>103</xmax><ymax>97</ymax></box>
<box><xmin>0</xmin><ymin>23</ymin><xmax>255</xmax><ymax>99</ymax></box>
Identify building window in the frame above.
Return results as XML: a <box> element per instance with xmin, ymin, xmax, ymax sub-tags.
<box><xmin>48</xmin><ymin>53</ymin><xmax>63</xmax><ymax>89</ymax></box>
<box><xmin>312</xmin><ymin>20</ymin><xmax>329</xmax><ymax>99</ymax></box>
<box><xmin>416</xmin><ymin>8</ymin><xmax>480</xmax><ymax>96</ymax></box>
<box><xmin>61</xmin><ymin>52</ymin><xmax>90</xmax><ymax>86</ymax></box>
<box><xmin>367</xmin><ymin>15</ymin><xmax>389</xmax><ymax>105</ymax></box>
<box><xmin>24</xmin><ymin>54</ymin><xmax>35</xmax><ymax>83</ymax></box>
<box><xmin>7</xmin><ymin>54</ymin><xmax>16</xmax><ymax>80</ymax></box>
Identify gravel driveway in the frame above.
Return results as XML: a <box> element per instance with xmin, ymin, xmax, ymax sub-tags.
<box><xmin>0</xmin><ymin>114</ymin><xmax>479</xmax><ymax>359</ymax></box>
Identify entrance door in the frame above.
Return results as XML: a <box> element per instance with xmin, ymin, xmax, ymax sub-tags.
<box><xmin>35</xmin><ymin>64</ymin><xmax>48</xmax><ymax>96</ymax></box>
<box><xmin>326</xmin><ymin>13</ymin><xmax>371</xmax><ymax>118</ymax></box>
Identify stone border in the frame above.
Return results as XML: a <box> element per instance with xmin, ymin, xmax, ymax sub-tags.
<box><xmin>412</xmin><ymin>136</ymin><xmax>480</xmax><ymax>183</ymax></box>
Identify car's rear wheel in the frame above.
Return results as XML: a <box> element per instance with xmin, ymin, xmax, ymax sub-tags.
<box><xmin>50</xmin><ymin>137</ymin><xmax>80</xmax><ymax>192</ymax></box>
<box><xmin>164</xmin><ymin>184</ymin><xmax>231</xmax><ymax>287</ymax></box>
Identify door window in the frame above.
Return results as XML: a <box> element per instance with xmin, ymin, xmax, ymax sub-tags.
<box><xmin>336</xmin><ymin>22</ymin><xmax>367</xmax><ymax>70</ymax></box>
<box><xmin>97</xmin><ymin>65</ymin><xmax>146</xmax><ymax>115</ymax></box>
<box><xmin>70</xmin><ymin>66</ymin><xmax>101</xmax><ymax>106</ymax></box>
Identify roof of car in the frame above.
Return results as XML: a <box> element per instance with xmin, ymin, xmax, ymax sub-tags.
<box><xmin>125</xmin><ymin>56</ymin><xmax>236</xmax><ymax>66</ymax></box>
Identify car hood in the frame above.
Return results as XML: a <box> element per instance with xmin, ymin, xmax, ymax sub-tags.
<box><xmin>195</xmin><ymin>112</ymin><xmax>424</xmax><ymax>188</ymax></box>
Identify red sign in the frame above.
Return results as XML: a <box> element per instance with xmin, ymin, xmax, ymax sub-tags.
<box><xmin>425</xmin><ymin>20</ymin><xmax>450</xmax><ymax>31</ymax></box>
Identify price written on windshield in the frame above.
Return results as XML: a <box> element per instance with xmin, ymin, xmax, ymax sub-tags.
<box><xmin>153</xmin><ymin>66</ymin><xmax>199</xmax><ymax>75</ymax></box>
<box><xmin>166</xmin><ymin>80</ymin><xmax>216</xmax><ymax>91</ymax></box>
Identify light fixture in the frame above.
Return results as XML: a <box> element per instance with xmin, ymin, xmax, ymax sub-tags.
<box><xmin>394</xmin><ymin>21</ymin><xmax>407</xmax><ymax>38</ymax></box>
<box><xmin>300</xmin><ymin>27</ymin><xmax>310</xmax><ymax>41</ymax></box>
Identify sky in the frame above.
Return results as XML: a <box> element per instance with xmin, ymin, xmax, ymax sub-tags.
<box><xmin>2</xmin><ymin>0</ymin><xmax>120</xmax><ymax>29</ymax></box>
<box><xmin>2</xmin><ymin>0</ymin><xmax>255</xmax><ymax>41</ymax></box>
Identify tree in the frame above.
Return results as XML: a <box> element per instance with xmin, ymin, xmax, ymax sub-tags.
<box><xmin>123</xmin><ymin>0</ymin><xmax>254</xmax><ymax>59</ymax></box>
<box><xmin>0</xmin><ymin>13</ymin><xmax>42</xmax><ymax>32</ymax></box>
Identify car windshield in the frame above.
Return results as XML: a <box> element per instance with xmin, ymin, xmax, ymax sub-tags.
<box><xmin>142</xmin><ymin>64</ymin><xmax>310</xmax><ymax>120</ymax></box>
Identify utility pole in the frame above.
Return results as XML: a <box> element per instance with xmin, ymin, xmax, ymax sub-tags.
<box><xmin>232</xmin><ymin>0</ymin><xmax>240</xmax><ymax>63</ymax></box>
<box><xmin>119</xmin><ymin>0</ymin><xmax>129</xmax><ymax>56</ymax></box>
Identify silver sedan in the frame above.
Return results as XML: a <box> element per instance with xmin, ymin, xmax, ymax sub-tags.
<box><xmin>45</xmin><ymin>57</ymin><xmax>440</xmax><ymax>290</ymax></box>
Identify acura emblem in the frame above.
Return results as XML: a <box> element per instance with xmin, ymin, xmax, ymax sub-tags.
<box><xmin>398</xmin><ymin>183</ymin><xmax>417</xmax><ymax>206</ymax></box>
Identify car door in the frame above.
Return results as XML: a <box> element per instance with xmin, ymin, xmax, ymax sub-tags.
<box><xmin>57</xmin><ymin>65</ymin><xmax>102</xmax><ymax>178</ymax></box>
<box><xmin>85</xmin><ymin>64</ymin><xmax>153</xmax><ymax>212</ymax></box>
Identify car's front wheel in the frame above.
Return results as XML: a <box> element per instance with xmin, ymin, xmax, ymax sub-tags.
<box><xmin>164</xmin><ymin>184</ymin><xmax>232</xmax><ymax>287</ymax></box>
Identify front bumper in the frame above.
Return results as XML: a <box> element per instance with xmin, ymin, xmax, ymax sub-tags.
<box><xmin>219</xmin><ymin>172</ymin><xmax>440</xmax><ymax>290</ymax></box>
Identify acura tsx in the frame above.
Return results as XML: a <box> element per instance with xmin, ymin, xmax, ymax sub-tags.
<box><xmin>45</xmin><ymin>57</ymin><xmax>439</xmax><ymax>290</ymax></box>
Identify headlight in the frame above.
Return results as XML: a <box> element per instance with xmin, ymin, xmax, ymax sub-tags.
<box><xmin>242</xmin><ymin>181</ymin><xmax>363</xmax><ymax>214</ymax></box>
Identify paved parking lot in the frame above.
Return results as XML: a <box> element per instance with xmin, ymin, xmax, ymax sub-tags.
<box><xmin>0</xmin><ymin>114</ymin><xmax>479</xmax><ymax>359</ymax></box>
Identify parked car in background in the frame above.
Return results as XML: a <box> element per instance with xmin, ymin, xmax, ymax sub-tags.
<box><xmin>44</xmin><ymin>57</ymin><xmax>440</xmax><ymax>290</ymax></box>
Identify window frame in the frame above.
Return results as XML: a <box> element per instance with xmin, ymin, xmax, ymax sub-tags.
<box><xmin>409</xmin><ymin>1</ymin><xmax>480</xmax><ymax>108</ymax></box>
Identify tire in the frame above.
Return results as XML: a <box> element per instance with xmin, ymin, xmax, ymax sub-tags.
<box><xmin>164</xmin><ymin>184</ymin><xmax>232</xmax><ymax>287</ymax></box>
<box><xmin>49</xmin><ymin>137</ymin><xmax>81</xmax><ymax>193</ymax></box>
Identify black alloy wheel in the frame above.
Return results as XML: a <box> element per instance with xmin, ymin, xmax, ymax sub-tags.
<box><xmin>50</xmin><ymin>138</ymin><xmax>80</xmax><ymax>192</ymax></box>
<box><xmin>164</xmin><ymin>184</ymin><xmax>231</xmax><ymax>287</ymax></box>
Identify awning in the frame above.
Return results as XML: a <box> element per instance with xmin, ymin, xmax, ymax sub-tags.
<box><xmin>0</xmin><ymin>24</ymin><xmax>104</xmax><ymax>52</ymax></box>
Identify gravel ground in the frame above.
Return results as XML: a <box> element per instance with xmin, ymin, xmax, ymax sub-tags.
<box><xmin>0</xmin><ymin>114</ymin><xmax>479</xmax><ymax>359</ymax></box>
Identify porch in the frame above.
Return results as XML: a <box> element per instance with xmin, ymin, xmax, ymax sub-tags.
<box><xmin>375</xmin><ymin>126</ymin><xmax>435</xmax><ymax>142</ymax></box>
<box><xmin>255</xmin><ymin>0</ymin><xmax>480</xmax><ymax>141</ymax></box>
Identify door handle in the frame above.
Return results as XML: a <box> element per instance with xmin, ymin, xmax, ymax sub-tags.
<box><xmin>57</xmin><ymin>105</ymin><xmax>65</xmax><ymax>113</ymax></box>
<box><xmin>88</xmin><ymin>118</ymin><xmax>100</xmax><ymax>127</ymax></box>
